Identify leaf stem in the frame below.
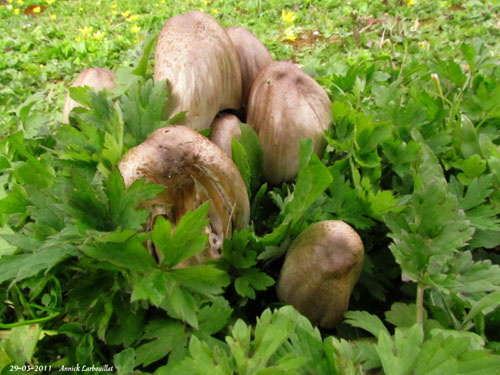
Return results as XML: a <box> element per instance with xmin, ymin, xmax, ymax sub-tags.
<box><xmin>0</xmin><ymin>312</ymin><xmax>60</xmax><ymax>329</ymax></box>
<box><xmin>416</xmin><ymin>282</ymin><xmax>425</xmax><ymax>327</ymax></box>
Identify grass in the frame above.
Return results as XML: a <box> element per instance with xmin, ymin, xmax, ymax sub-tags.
<box><xmin>1</xmin><ymin>0</ymin><xmax>499</xmax><ymax>135</ymax></box>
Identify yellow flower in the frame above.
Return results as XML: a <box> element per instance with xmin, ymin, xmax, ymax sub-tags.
<box><xmin>211</xmin><ymin>8</ymin><xmax>218</xmax><ymax>14</ymax></box>
<box><xmin>74</xmin><ymin>36</ymin><xmax>81</xmax><ymax>42</ymax></box>
<box><xmin>121</xmin><ymin>9</ymin><xmax>131</xmax><ymax>17</ymax></box>
<box><xmin>126</xmin><ymin>14</ymin><xmax>139</xmax><ymax>22</ymax></box>
<box><xmin>407</xmin><ymin>0</ymin><xmax>414</xmax><ymax>5</ymax></box>
<box><xmin>79</xmin><ymin>26</ymin><xmax>93</xmax><ymax>35</ymax></box>
<box><xmin>111</xmin><ymin>3</ymin><xmax>117</xmax><ymax>8</ymax></box>
<box><xmin>112</xmin><ymin>10</ymin><xmax>117</xmax><ymax>15</ymax></box>
<box><xmin>16</xmin><ymin>0</ymin><xmax>23</xmax><ymax>4</ymax></box>
<box><xmin>50</xmin><ymin>14</ymin><xmax>57</xmax><ymax>20</ymax></box>
<box><xmin>33</xmin><ymin>6</ymin><xmax>41</xmax><ymax>13</ymax></box>
<box><xmin>281</xmin><ymin>9</ymin><xmax>297</xmax><ymax>23</ymax></box>
<box><xmin>130</xmin><ymin>24</ymin><xmax>141</xmax><ymax>33</ymax></box>
<box><xmin>45</xmin><ymin>0</ymin><xmax>55</xmax><ymax>4</ymax></box>
<box><xmin>7</xmin><ymin>0</ymin><xmax>13</xmax><ymax>3</ymax></box>
<box><xmin>284</xmin><ymin>26</ymin><xmax>297</xmax><ymax>41</ymax></box>
<box><xmin>92</xmin><ymin>31</ymin><xmax>106</xmax><ymax>40</ymax></box>
<box><xmin>14</xmin><ymin>8</ymin><xmax>20</xmax><ymax>14</ymax></box>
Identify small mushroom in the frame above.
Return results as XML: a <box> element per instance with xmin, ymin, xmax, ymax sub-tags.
<box><xmin>277</xmin><ymin>220</ymin><xmax>364</xmax><ymax>328</ymax></box>
<box><xmin>154</xmin><ymin>11</ymin><xmax>242</xmax><ymax>131</ymax></box>
<box><xmin>247</xmin><ymin>61</ymin><xmax>331</xmax><ymax>185</ymax></box>
<box><xmin>62</xmin><ymin>68</ymin><xmax>116</xmax><ymax>124</ymax></box>
<box><xmin>210</xmin><ymin>113</ymin><xmax>242</xmax><ymax>158</ymax></box>
<box><xmin>226</xmin><ymin>26</ymin><xmax>273</xmax><ymax>107</ymax></box>
<box><xmin>118</xmin><ymin>125</ymin><xmax>250</xmax><ymax>267</ymax></box>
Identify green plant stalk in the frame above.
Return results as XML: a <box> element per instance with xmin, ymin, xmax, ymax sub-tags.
<box><xmin>0</xmin><ymin>311</ymin><xmax>60</xmax><ymax>329</ymax></box>
<box><xmin>416</xmin><ymin>281</ymin><xmax>425</xmax><ymax>327</ymax></box>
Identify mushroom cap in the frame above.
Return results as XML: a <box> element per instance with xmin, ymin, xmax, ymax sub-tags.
<box><xmin>277</xmin><ymin>220</ymin><xmax>364</xmax><ymax>328</ymax></box>
<box><xmin>247</xmin><ymin>61</ymin><xmax>331</xmax><ymax>185</ymax></box>
<box><xmin>118</xmin><ymin>125</ymin><xmax>250</xmax><ymax>267</ymax></box>
<box><xmin>62</xmin><ymin>67</ymin><xmax>116</xmax><ymax>124</ymax></box>
<box><xmin>210</xmin><ymin>113</ymin><xmax>242</xmax><ymax>158</ymax></box>
<box><xmin>226</xmin><ymin>26</ymin><xmax>273</xmax><ymax>106</ymax></box>
<box><xmin>154</xmin><ymin>11</ymin><xmax>242</xmax><ymax>131</ymax></box>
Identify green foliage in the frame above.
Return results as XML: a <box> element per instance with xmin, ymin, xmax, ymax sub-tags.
<box><xmin>1</xmin><ymin>0</ymin><xmax>500</xmax><ymax>373</ymax></box>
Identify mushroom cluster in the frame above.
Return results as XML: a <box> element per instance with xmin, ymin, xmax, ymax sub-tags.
<box><xmin>62</xmin><ymin>11</ymin><xmax>363</xmax><ymax>329</ymax></box>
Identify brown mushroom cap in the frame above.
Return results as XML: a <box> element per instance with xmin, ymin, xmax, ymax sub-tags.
<box><xmin>154</xmin><ymin>11</ymin><xmax>242</xmax><ymax>131</ymax></box>
<box><xmin>277</xmin><ymin>220</ymin><xmax>364</xmax><ymax>328</ymax></box>
<box><xmin>62</xmin><ymin>68</ymin><xmax>116</xmax><ymax>124</ymax></box>
<box><xmin>247</xmin><ymin>61</ymin><xmax>331</xmax><ymax>185</ymax></box>
<box><xmin>210</xmin><ymin>113</ymin><xmax>242</xmax><ymax>158</ymax></box>
<box><xmin>226</xmin><ymin>26</ymin><xmax>273</xmax><ymax>106</ymax></box>
<box><xmin>118</xmin><ymin>125</ymin><xmax>250</xmax><ymax>267</ymax></box>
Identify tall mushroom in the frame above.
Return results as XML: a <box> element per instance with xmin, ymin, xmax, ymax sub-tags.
<box><xmin>210</xmin><ymin>113</ymin><xmax>242</xmax><ymax>158</ymax></box>
<box><xmin>154</xmin><ymin>11</ymin><xmax>242</xmax><ymax>131</ymax></box>
<box><xmin>277</xmin><ymin>220</ymin><xmax>364</xmax><ymax>328</ymax></box>
<box><xmin>118</xmin><ymin>126</ymin><xmax>250</xmax><ymax>267</ymax></box>
<box><xmin>247</xmin><ymin>61</ymin><xmax>331</xmax><ymax>185</ymax></box>
<box><xmin>226</xmin><ymin>26</ymin><xmax>273</xmax><ymax>107</ymax></box>
<box><xmin>62</xmin><ymin>67</ymin><xmax>116</xmax><ymax>124</ymax></box>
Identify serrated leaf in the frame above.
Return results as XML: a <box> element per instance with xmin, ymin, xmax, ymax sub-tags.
<box><xmin>135</xmin><ymin>320</ymin><xmax>187</xmax><ymax>367</ymax></box>
<box><xmin>170</xmin><ymin>265</ymin><xmax>230</xmax><ymax>297</ymax></box>
<box><xmin>262</xmin><ymin>140</ymin><xmax>332</xmax><ymax>247</ymax></box>
<box><xmin>234</xmin><ymin>268</ymin><xmax>275</xmax><ymax>299</ymax></box>
<box><xmin>344</xmin><ymin>311</ymin><xmax>390</xmax><ymax>339</ymax></box>
<box><xmin>0</xmin><ymin>245</ymin><xmax>77</xmax><ymax>284</ymax></box>
<box><xmin>81</xmin><ymin>235</ymin><xmax>155</xmax><ymax>272</ymax></box>
<box><xmin>169</xmin><ymin>287</ymin><xmax>199</xmax><ymax>328</ymax></box>
<box><xmin>198</xmin><ymin>298</ymin><xmax>233</xmax><ymax>336</ymax></box>
<box><xmin>114</xmin><ymin>348</ymin><xmax>135</xmax><ymax>375</ymax></box>
<box><xmin>131</xmin><ymin>269</ymin><xmax>174</xmax><ymax>306</ymax></box>
<box><xmin>106</xmin><ymin>169</ymin><xmax>164</xmax><ymax>230</ymax></box>
<box><xmin>152</xmin><ymin>202</ymin><xmax>210</xmax><ymax>267</ymax></box>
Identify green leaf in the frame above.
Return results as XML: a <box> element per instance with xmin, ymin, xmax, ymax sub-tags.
<box><xmin>231</xmin><ymin>138</ymin><xmax>252</xmax><ymax>195</ymax></box>
<box><xmin>152</xmin><ymin>202</ymin><xmax>210</xmax><ymax>267</ymax></box>
<box><xmin>198</xmin><ymin>298</ymin><xmax>233</xmax><ymax>336</ymax></box>
<box><xmin>457</xmin><ymin>350</ymin><xmax>500</xmax><ymax>375</ymax></box>
<box><xmin>235</xmin><ymin>268</ymin><xmax>275</xmax><ymax>299</ymax></box>
<box><xmin>131</xmin><ymin>269</ymin><xmax>174</xmax><ymax>306</ymax></box>
<box><xmin>464</xmin><ymin>291</ymin><xmax>500</xmax><ymax>327</ymax></box>
<box><xmin>135</xmin><ymin>320</ymin><xmax>187</xmax><ymax>367</ymax></box>
<box><xmin>5</xmin><ymin>325</ymin><xmax>42</xmax><ymax>365</ymax></box>
<box><xmin>81</xmin><ymin>234</ymin><xmax>155</xmax><ymax>272</ymax></box>
<box><xmin>0</xmin><ymin>245</ymin><xmax>77</xmax><ymax>284</ymax></box>
<box><xmin>120</xmin><ymin>79</ymin><xmax>171</xmax><ymax>145</ymax></box>
<box><xmin>170</xmin><ymin>265</ymin><xmax>230</xmax><ymax>297</ymax></box>
<box><xmin>106</xmin><ymin>169</ymin><xmax>164</xmax><ymax>231</ymax></box>
<box><xmin>132</xmin><ymin>32</ymin><xmax>159</xmax><ymax>78</ymax></box>
<box><xmin>168</xmin><ymin>287</ymin><xmax>199</xmax><ymax>328</ymax></box>
<box><xmin>0</xmin><ymin>185</ymin><xmax>28</xmax><ymax>214</ymax></box>
<box><xmin>262</xmin><ymin>139</ymin><xmax>332</xmax><ymax>248</ymax></box>
<box><xmin>344</xmin><ymin>310</ymin><xmax>390</xmax><ymax>339</ymax></box>
<box><xmin>429</xmin><ymin>329</ymin><xmax>485</xmax><ymax>352</ymax></box>
<box><xmin>114</xmin><ymin>348</ymin><xmax>135</xmax><ymax>375</ymax></box>
<box><xmin>69</xmin><ymin>86</ymin><xmax>92</xmax><ymax>108</ymax></box>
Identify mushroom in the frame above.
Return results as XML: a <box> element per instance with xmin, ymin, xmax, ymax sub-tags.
<box><xmin>210</xmin><ymin>113</ymin><xmax>242</xmax><ymax>158</ymax></box>
<box><xmin>226</xmin><ymin>26</ymin><xmax>273</xmax><ymax>107</ymax></box>
<box><xmin>277</xmin><ymin>220</ymin><xmax>364</xmax><ymax>328</ymax></box>
<box><xmin>62</xmin><ymin>67</ymin><xmax>116</xmax><ymax>124</ymax></box>
<box><xmin>154</xmin><ymin>11</ymin><xmax>242</xmax><ymax>131</ymax></box>
<box><xmin>118</xmin><ymin>125</ymin><xmax>250</xmax><ymax>267</ymax></box>
<box><xmin>246</xmin><ymin>61</ymin><xmax>331</xmax><ymax>185</ymax></box>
